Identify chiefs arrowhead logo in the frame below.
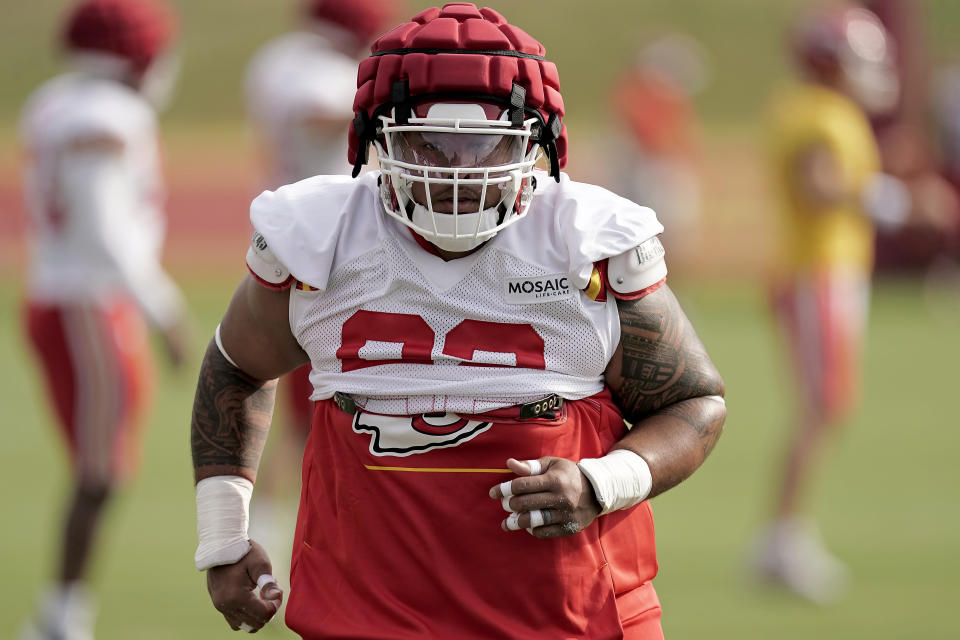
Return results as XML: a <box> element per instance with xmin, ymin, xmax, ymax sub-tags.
<box><xmin>352</xmin><ymin>410</ymin><xmax>492</xmax><ymax>457</ymax></box>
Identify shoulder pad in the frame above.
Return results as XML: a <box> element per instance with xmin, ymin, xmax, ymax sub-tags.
<box><xmin>245</xmin><ymin>232</ymin><xmax>293</xmax><ymax>290</ymax></box>
<box><xmin>607</xmin><ymin>236</ymin><xmax>667</xmax><ymax>298</ymax></box>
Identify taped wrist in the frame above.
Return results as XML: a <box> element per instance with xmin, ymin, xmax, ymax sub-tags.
<box><xmin>195</xmin><ymin>475</ymin><xmax>253</xmax><ymax>571</ymax></box>
<box><xmin>577</xmin><ymin>449</ymin><xmax>653</xmax><ymax>515</ymax></box>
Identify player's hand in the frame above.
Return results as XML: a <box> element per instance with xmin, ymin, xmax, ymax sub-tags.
<box><xmin>206</xmin><ymin>540</ymin><xmax>283</xmax><ymax>633</ymax></box>
<box><xmin>160</xmin><ymin>316</ymin><xmax>191</xmax><ymax>369</ymax></box>
<box><xmin>910</xmin><ymin>172</ymin><xmax>960</xmax><ymax>233</ymax></box>
<box><xmin>488</xmin><ymin>457</ymin><xmax>601</xmax><ymax>539</ymax></box>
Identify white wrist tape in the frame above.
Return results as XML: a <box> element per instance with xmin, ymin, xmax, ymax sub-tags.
<box><xmin>195</xmin><ymin>475</ymin><xmax>253</xmax><ymax>571</ymax></box>
<box><xmin>577</xmin><ymin>449</ymin><xmax>653</xmax><ymax>515</ymax></box>
<box><xmin>215</xmin><ymin>324</ymin><xmax>239</xmax><ymax>369</ymax></box>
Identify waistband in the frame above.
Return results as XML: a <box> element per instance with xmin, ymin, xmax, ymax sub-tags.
<box><xmin>332</xmin><ymin>392</ymin><xmax>564</xmax><ymax>420</ymax></box>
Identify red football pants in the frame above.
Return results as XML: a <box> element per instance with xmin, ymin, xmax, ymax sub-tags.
<box><xmin>286</xmin><ymin>389</ymin><xmax>663</xmax><ymax>639</ymax></box>
<box><xmin>24</xmin><ymin>298</ymin><xmax>153</xmax><ymax>483</ymax></box>
<box><xmin>771</xmin><ymin>270</ymin><xmax>869</xmax><ymax>422</ymax></box>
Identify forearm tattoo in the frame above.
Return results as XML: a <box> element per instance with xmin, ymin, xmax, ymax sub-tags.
<box><xmin>611</xmin><ymin>287</ymin><xmax>724</xmax><ymax>423</ymax></box>
<box><xmin>657</xmin><ymin>397</ymin><xmax>726</xmax><ymax>459</ymax></box>
<box><xmin>191</xmin><ymin>339</ymin><xmax>278</xmax><ymax>480</ymax></box>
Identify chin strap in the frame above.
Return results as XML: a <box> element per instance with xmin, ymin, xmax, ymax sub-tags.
<box><xmin>539</xmin><ymin>113</ymin><xmax>563</xmax><ymax>182</ymax></box>
<box><xmin>351</xmin><ymin>111</ymin><xmax>371</xmax><ymax>178</ymax></box>
<box><xmin>509</xmin><ymin>83</ymin><xmax>526</xmax><ymax>128</ymax></box>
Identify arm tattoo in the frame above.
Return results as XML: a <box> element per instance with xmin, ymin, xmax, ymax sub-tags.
<box><xmin>657</xmin><ymin>398</ymin><xmax>725</xmax><ymax>459</ymax></box>
<box><xmin>606</xmin><ymin>286</ymin><xmax>726</xmax><ymax>494</ymax></box>
<box><xmin>191</xmin><ymin>339</ymin><xmax>278</xmax><ymax>481</ymax></box>
<box><xmin>610</xmin><ymin>287</ymin><xmax>724</xmax><ymax>421</ymax></box>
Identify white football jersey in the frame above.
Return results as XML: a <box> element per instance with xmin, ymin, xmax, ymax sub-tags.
<box><xmin>245</xmin><ymin>31</ymin><xmax>358</xmax><ymax>185</ymax></box>
<box><xmin>19</xmin><ymin>72</ymin><xmax>182</xmax><ymax>327</ymax></box>
<box><xmin>250</xmin><ymin>171</ymin><xmax>664</xmax><ymax>415</ymax></box>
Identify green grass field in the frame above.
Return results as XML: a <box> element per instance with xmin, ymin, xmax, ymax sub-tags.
<box><xmin>2</xmin><ymin>275</ymin><xmax>958</xmax><ymax>639</ymax></box>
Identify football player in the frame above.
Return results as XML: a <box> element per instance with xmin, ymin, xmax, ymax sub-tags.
<box><xmin>610</xmin><ymin>33</ymin><xmax>708</xmax><ymax>269</ymax></box>
<box><xmin>19</xmin><ymin>1</ymin><xmax>188</xmax><ymax>638</ymax></box>
<box><xmin>191</xmin><ymin>3</ymin><xmax>725</xmax><ymax>638</ymax></box>
<box><xmin>246</xmin><ymin>0</ymin><xmax>401</xmax><ymax>185</ymax></box>
<box><xmin>866</xmin><ymin>0</ymin><xmax>960</xmax><ymax>271</ymax></box>
<box><xmin>750</xmin><ymin>2</ymin><xmax>905</xmax><ymax>604</ymax></box>
<box><xmin>242</xmin><ymin>0</ymin><xmax>404</xmax><ymax>609</ymax></box>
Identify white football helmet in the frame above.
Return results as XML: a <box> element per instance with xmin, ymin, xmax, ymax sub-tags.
<box><xmin>376</xmin><ymin>101</ymin><xmax>540</xmax><ymax>252</ymax></box>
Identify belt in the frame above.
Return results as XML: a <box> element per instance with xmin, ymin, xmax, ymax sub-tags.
<box><xmin>332</xmin><ymin>392</ymin><xmax>564</xmax><ymax>420</ymax></box>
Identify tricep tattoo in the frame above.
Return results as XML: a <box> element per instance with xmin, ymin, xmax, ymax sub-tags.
<box><xmin>609</xmin><ymin>287</ymin><xmax>724</xmax><ymax>422</ymax></box>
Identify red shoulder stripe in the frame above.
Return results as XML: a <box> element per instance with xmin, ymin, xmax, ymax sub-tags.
<box><xmin>611</xmin><ymin>277</ymin><xmax>666</xmax><ymax>301</ymax></box>
<box><xmin>246</xmin><ymin>264</ymin><xmax>294</xmax><ymax>291</ymax></box>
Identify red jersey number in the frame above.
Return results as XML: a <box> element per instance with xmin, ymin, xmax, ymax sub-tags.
<box><xmin>337</xmin><ymin>310</ymin><xmax>435</xmax><ymax>372</ymax></box>
<box><xmin>443</xmin><ymin>319</ymin><xmax>545</xmax><ymax>369</ymax></box>
<box><xmin>337</xmin><ymin>311</ymin><xmax>545</xmax><ymax>371</ymax></box>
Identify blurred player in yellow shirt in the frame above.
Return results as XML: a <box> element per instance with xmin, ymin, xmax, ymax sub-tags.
<box><xmin>751</xmin><ymin>2</ymin><xmax>909</xmax><ymax>604</ymax></box>
<box><xmin>770</xmin><ymin>83</ymin><xmax>880</xmax><ymax>277</ymax></box>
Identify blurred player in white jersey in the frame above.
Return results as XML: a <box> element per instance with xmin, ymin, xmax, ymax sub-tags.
<box><xmin>18</xmin><ymin>1</ymin><xmax>188</xmax><ymax>638</ymax></box>
<box><xmin>243</xmin><ymin>0</ymin><xmax>403</xmax><ymax>606</ymax></box>
<box><xmin>246</xmin><ymin>0</ymin><xmax>401</xmax><ymax>185</ymax></box>
<box><xmin>191</xmin><ymin>4</ymin><xmax>726</xmax><ymax>638</ymax></box>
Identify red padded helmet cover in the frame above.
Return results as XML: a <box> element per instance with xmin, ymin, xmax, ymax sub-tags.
<box><xmin>348</xmin><ymin>3</ymin><xmax>567</xmax><ymax>171</ymax></box>
<box><xmin>62</xmin><ymin>0</ymin><xmax>177</xmax><ymax>74</ymax></box>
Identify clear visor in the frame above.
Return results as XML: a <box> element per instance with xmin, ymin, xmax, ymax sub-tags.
<box><xmin>395</xmin><ymin>130</ymin><xmax>526</xmax><ymax>170</ymax></box>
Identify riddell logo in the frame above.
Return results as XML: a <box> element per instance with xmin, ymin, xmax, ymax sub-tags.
<box><xmin>504</xmin><ymin>274</ymin><xmax>572</xmax><ymax>304</ymax></box>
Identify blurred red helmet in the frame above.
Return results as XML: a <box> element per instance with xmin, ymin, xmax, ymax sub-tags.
<box><xmin>62</xmin><ymin>0</ymin><xmax>177</xmax><ymax>75</ymax></box>
<box><xmin>304</xmin><ymin>0</ymin><xmax>402</xmax><ymax>47</ymax></box>
<box><xmin>348</xmin><ymin>2</ymin><xmax>566</xmax><ymax>178</ymax></box>
<box><xmin>790</xmin><ymin>2</ymin><xmax>898</xmax><ymax>112</ymax></box>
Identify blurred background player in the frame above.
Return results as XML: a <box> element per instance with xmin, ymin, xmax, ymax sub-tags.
<box><xmin>18</xmin><ymin>0</ymin><xmax>189</xmax><ymax>638</ymax></box>
<box><xmin>245</xmin><ymin>0</ymin><xmax>400</xmax><ymax>186</ymax></box>
<box><xmin>934</xmin><ymin>64</ymin><xmax>960</xmax><ymax>209</ymax></box>
<box><xmin>609</xmin><ymin>33</ymin><xmax>709</xmax><ymax>270</ymax></box>
<box><xmin>750</xmin><ymin>2</ymin><xmax>910</xmax><ymax>604</ymax></box>
<box><xmin>933</xmin><ymin>62</ymin><xmax>960</xmax><ymax>265</ymax></box>
<box><xmin>862</xmin><ymin>0</ymin><xmax>960</xmax><ymax>273</ymax></box>
<box><xmin>242</xmin><ymin>0</ymin><xmax>403</xmax><ymax>606</ymax></box>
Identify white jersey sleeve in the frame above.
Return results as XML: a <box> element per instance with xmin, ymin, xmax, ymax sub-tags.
<box><xmin>546</xmin><ymin>175</ymin><xmax>665</xmax><ymax>291</ymax></box>
<box><xmin>245</xmin><ymin>231</ymin><xmax>293</xmax><ymax>290</ymax></box>
<box><xmin>607</xmin><ymin>235</ymin><xmax>667</xmax><ymax>298</ymax></box>
<box><xmin>249</xmin><ymin>174</ymin><xmax>375</xmax><ymax>290</ymax></box>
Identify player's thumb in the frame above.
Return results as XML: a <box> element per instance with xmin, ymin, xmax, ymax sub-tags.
<box><xmin>506</xmin><ymin>457</ymin><xmax>548</xmax><ymax>476</ymax></box>
<box><xmin>257</xmin><ymin>573</ymin><xmax>283</xmax><ymax>604</ymax></box>
<box><xmin>244</xmin><ymin>543</ymin><xmax>283</xmax><ymax>604</ymax></box>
